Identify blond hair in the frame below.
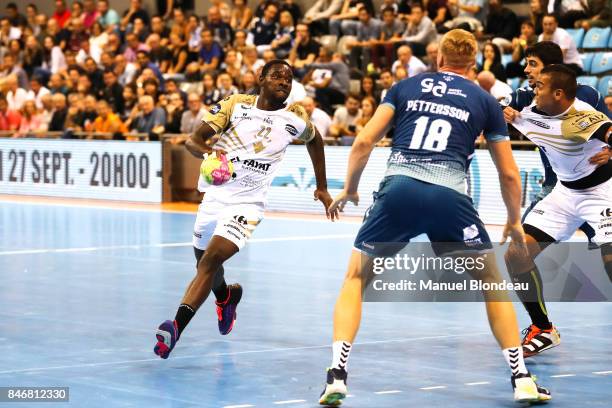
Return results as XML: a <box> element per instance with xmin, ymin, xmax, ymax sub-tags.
<box><xmin>439</xmin><ymin>29</ymin><xmax>477</xmax><ymax>68</ymax></box>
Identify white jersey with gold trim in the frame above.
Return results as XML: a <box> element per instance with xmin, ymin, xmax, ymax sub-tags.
<box><xmin>198</xmin><ymin>94</ymin><xmax>315</xmax><ymax>206</ymax></box>
<box><xmin>513</xmin><ymin>99</ymin><xmax>611</xmax><ymax>182</ymax></box>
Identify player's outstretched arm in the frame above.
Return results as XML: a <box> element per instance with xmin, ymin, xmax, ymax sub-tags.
<box><xmin>488</xmin><ymin>140</ymin><xmax>526</xmax><ymax>246</ymax></box>
<box><xmin>185</xmin><ymin>122</ymin><xmax>216</xmax><ymax>158</ymax></box>
<box><xmin>306</xmin><ymin>128</ymin><xmax>338</xmax><ymax>221</ymax></box>
<box><xmin>330</xmin><ymin>105</ymin><xmax>394</xmax><ymax>213</ymax></box>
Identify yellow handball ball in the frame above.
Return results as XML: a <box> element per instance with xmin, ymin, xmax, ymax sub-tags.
<box><xmin>200</xmin><ymin>152</ymin><xmax>234</xmax><ymax>185</ymax></box>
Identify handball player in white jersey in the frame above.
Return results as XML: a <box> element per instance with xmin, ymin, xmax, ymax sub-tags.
<box><xmin>154</xmin><ymin>60</ymin><xmax>337</xmax><ymax>359</ymax></box>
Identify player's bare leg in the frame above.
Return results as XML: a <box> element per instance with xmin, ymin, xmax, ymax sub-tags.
<box><xmin>319</xmin><ymin>251</ymin><xmax>370</xmax><ymax>405</ymax></box>
<box><xmin>182</xmin><ymin>237</ymin><xmax>238</xmax><ymax>308</ymax></box>
<box><xmin>332</xmin><ymin>251</ymin><xmax>368</xmax><ymax>343</ymax></box>
<box><xmin>505</xmin><ymin>234</ymin><xmax>560</xmax><ymax>357</ymax></box>
<box><xmin>154</xmin><ymin>236</ymin><xmax>238</xmax><ymax>359</ymax></box>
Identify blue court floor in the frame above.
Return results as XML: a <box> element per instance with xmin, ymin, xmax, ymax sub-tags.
<box><xmin>0</xmin><ymin>200</ymin><xmax>611</xmax><ymax>407</ymax></box>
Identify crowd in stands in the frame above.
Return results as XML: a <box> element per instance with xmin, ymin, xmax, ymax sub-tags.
<box><xmin>0</xmin><ymin>0</ymin><xmax>610</xmax><ymax>143</ymax></box>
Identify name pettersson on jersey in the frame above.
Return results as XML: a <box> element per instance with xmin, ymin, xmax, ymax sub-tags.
<box><xmin>405</xmin><ymin>100</ymin><xmax>471</xmax><ymax>122</ymax></box>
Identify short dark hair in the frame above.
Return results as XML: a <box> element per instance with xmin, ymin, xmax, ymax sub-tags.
<box><xmin>382</xmin><ymin>6</ymin><xmax>396</xmax><ymax>14</ymax></box>
<box><xmin>525</xmin><ymin>41</ymin><xmax>563</xmax><ymax>66</ymax></box>
<box><xmin>521</xmin><ymin>20</ymin><xmax>534</xmax><ymax>28</ymax></box>
<box><xmin>6</xmin><ymin>3</ymin><xmax>18</xmax><ymax>10</ymax></box>
<box><xmin>260</xmin><ymin>59</ymin><xmax>292</xmax><ymax>78</ymax></box>
<box><xmin>540</xmin><ymin>64</ymin><xmax>577</xmax><ymax>100</ymax></box>
<box><xmin>410</xmin><ymin>3</ymin><xmax>423</xmax><ymax>11</ymax></box>
<box><xmin>542</xmin><ymin>13</ymin><xmax>557</xmax><ymax>21</ymax></box>
<box><xmin>358</xmin><ymin>6</ymin><xmax>371</xmax><ymax>14</ymax></box>
<box><xmin>346</xmin><ymin>93</ymin><xmax>361</xmax><ymax>102</ymax></box>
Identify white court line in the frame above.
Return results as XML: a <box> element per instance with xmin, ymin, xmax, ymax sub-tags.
<box><xmin>465</xmin><ymin>381</ymin><xmax>490</xmax><ymax>386</ymax></box>
<box><xmin>0</xmin><ymin>198</ymin><xmax>362</xmax><ymax>224</ymax></box>
<box><xmin>273</xmin><ymin>400</ymin><xmax>306</xmax><ymax>405</ymax></box>
<box><xmin>224</xmin><ymin>405</ymin><xmax>255</xmax><ymax>408</ymax></box>
<box><xmin>550</xmin><ymin>374</ymin><xmax>576</xmax><ymax>378</ymax></box>
<box><xmin>0</xmin><ymin>234</ymin><xmax>354</xmax><ymax>256</ymax></box>
<box><xmin>420</xmin><ymin>386</ymin><xmax>447</xmax><ymax>390</ymax></box>
<box><xmin>593</xmin><ymin>371</ymin><xmax>612</xmax><ymax>375</ymax></box>
<box><xmin>0</xmin><ymin>332</ymin><xmax>490</xmax><ymax>376</ymax></box>
<box><xmin>374</xmin><ymin>390</ymin><xmax>402</xmax><ymax>395</ymax></box>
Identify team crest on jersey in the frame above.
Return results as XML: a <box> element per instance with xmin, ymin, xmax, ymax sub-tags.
<box><xmin>443</xmin><ymin>75</ymin><xmax>455</xmax><ymax>82</ymax></box>
<box><xmin>210</xmin><ymin>104</ymin><xmax>221</xmax><ymax>114</ymax></box>
<box><xmin>285</xmin><ymin>124</ymin><xmax>298</xmax><ymax>136</ymax></box>
<box><xmin>526</xmin><ymin>118</ymin><xmax>551</xmax><ymax>129</ymax></box>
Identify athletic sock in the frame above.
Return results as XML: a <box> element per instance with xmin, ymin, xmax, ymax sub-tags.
<box><xmin>331</xmin><ymin>341</ymin><xmax>352</xmax><ymax>371</ymax></box>
<box><xmin>512</xmin><ymin>267</ymin><xmax>552</xmax><ymax>330</ymax></box>
<box><xmin>503</xmin><ymin>347</ymin><xmax>529</xmax><ymax>376</ymax></box>
<box><xmin>174</xmin><ymin>303</ymin><xmax>196</xmax><ymax>337</ymax></box>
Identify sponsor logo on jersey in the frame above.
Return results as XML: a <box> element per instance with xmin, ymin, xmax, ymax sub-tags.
<box><xmin>193</xmin><ymin>232</ymin><xmax>202</xmax><ymax>239</ymax></box>
<box><xmin>601</xmin><ymin>208</ymin><xmax>612</xmax><ymax>218</ymax></box>
<box><xmin>210</xmin><ymin>104</ymin><xmax>221</xmax><ymax>114</ymax></box>
<box><xmin>525</xmin><ymin>118</ymin><xmax>551</xmax><ymax>129</ymax></box>
<box><xmin>447</xmin><ymin>88</ymin><xmax>467</xmax><ymax>98</ymax></box>
<box><xmin>243</xmin><ymin>159</ymin><xmax>271</xmax><ymax>172</ymax></box>
<box><xmin>285</xmin><ymin>124</ymin><xmax>298</xmax><ymax>136</ymax></box>
<box><xmin>532</xmin><ymin>209</ymin><xmax>545</xmax><ymax>215</ymax></box>
<box><xmin>264</xmin><ymin>116</ymin><xmax>273</xmax><ymax>125</ymax></box>
<box><xmin>233</xmin><ymin>215</ymin><xmax>248</xmax><ymax>226</ymax></box>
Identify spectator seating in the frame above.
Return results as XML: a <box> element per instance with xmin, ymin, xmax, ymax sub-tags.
<box><xmin>597</xmin><ymin>76</ymin><xmax>611</xmax><ymax>98</ymax></box>
<box><xmin>581</xmin><ymin>53</ymin><xmax>595</xmax><ymax>73</ymax></box>
<box><xmin>581</xmin><ymin>27</ymin><xmax>611</xmax><ymax>51</ymax></box>
<box><xmin>591</xmin><ymin>52</ymin><xmax>612</xmax><ymax>76</ymax></box>
<box><xmin>576</xmin><ymin>76</ymin><xmax>598</xmax><ymax>88</ymax></box>
<box><xmin>566</xmin><ymin>28</ymin><xmax>585</xmax><ymax>49</ymax></box>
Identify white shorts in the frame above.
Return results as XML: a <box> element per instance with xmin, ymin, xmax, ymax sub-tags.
<box><xmin>523</xmin><ymin>178</ymin><xmax>612</xmax><ymax>245</ymax></box>
<box><xmin>192</xmin><ymin>198</ymin><xmax>263</xmax><ymax>251</ymax></box>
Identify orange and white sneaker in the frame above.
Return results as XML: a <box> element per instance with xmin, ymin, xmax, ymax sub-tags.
<box><xmin>521</xmin><ymin>324</ymin><xmax>561</xmax><ymax>358</ymax></box>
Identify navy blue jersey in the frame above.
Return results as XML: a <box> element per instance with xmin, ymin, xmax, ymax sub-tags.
<box><xmin>382</xmin><ymin>72</ymin><xmax>509</xmax><ymax>193</ymax></box>
<box><xmin>509</xmin><ymin>84</ymin><xmax>611</xmax><ymax>188</ymax></box>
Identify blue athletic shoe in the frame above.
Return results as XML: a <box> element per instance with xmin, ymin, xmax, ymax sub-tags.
<box><xmin>215</xmin><ymin>283</ymin><xmax>242</xmax><ymax>335</ymax></box>
<box><xmin>154</xmin><ymin>320</ymin><xmax>178</xmax><ymax>359</ymax></box>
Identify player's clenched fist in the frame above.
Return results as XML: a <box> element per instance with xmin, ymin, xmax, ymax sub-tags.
<box><xmin>503</xmin><ymin>106</ymin><xmax>520</xmax><ymax>123</ymax></box>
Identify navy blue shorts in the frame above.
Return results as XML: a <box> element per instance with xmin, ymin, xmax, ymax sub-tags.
<box><xmin>354</xmin><ymin>175</ymin><xmax>492</xmax><ymax>257</ymax></box>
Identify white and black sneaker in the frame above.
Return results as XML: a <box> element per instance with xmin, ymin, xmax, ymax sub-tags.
<box><xmin>319</xmin><ymin>368</ymin><xmax>348</xmax><ymax>406</ymax></box>
<box><xmin>512</xmin><ymin>373</ymin><xmax>552</xmax><ymax>403</ymax></box>
<box><xmin>522</xmin><ymin>324</ymin><xmax>561</xmax><ymax>358</ymax></box>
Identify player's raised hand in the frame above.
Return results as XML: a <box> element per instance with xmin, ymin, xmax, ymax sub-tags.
<box><xmin>501</xmin><ymin>221</ymin><xmax>527</xmax><ymax>251</ymax></box>
<box><xmin>314</xmin><ymin>189</ymin><xmax>338</xmax><ymax>221</ymax></box>
<box><xmin>503</xmin><ymin>107</ymin><xmax>520</xmax><ymax>123</ymax></box>
<box><xmin>329</xmin><ymin>190</ymin><xmax>359</xmax><ymax>215</ymax></box>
